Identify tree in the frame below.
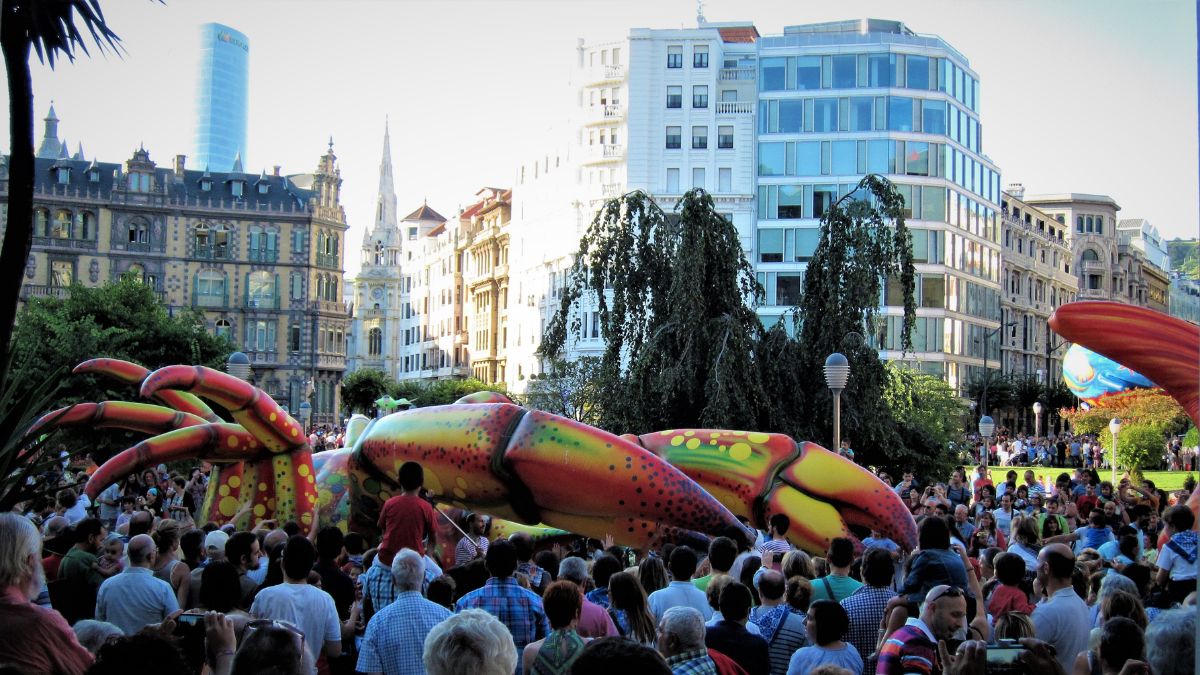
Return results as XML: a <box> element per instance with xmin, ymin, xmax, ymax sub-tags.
<box><xmin>10</xmin><ymin>274</ymin><xmax>232</xmax><ymax>460</ymax></box>
<box><xmin>341</xmin><ymin>368</ymin><xmax>394</xmax><ymax>415</ymax></box>
<box><xmin>1011</xmin><ymin>374</ymin><xmax>1044</xmax><ymax>434</ymax></box>
<box><xmin>789</xmin><ymin>175</ymin><xmax>920</xmax><ymax>471</ymax></box>
<box><xmin>1</xmin><ymin>0</ymin><xmax>124</xmax><ymax>387</ymax></box>
<box><xmin>883</xmin><ymin>363</ymin><xmax>969</xmax><ymax>475</ymax></box>
<box><xmin>388</xmin><ymin>378</ymin><xmax>509</xmax><ymax>408</ymax></box>
<box><xmin>541</xmin><ymin>189</ymin><xmax>767</xmax><ymax>434</ymax></box>
<box><xmin>965</xmin><ymin>372</ymin><xmax>1016</xmax><ymax>419</ymax></box>
<box><xmin>519</xmin><ymin>356</ymin><xmax>604</xmax><ymax>426</ymax></box>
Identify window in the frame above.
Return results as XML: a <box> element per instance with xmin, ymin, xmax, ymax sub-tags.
<box><xmin>758</xmin><ymin>143</ymin><xmax>785</xmax><ymax>176</ymax></box>
<box><xmin>692</xmin><ymin>126</ymin><xmax>708</xmax><ymax>149</ymax></box>
<box><xmin>797</xmin><ymin>142</ymin><xmax>821</xmax><ymax>176</ymax></box>
<box><xmin>288</xmin><ymin>324</ymin><xmax>301</xmax><ymax>352</ymax></box>
<box><xmin>718</xmin><ymin>168</ymin><xmax>732</xmax><ymax>192</ymax></box>
<box><xmin>849</xmin><ymin>97</ymin><xmax>873</xmax><ymax>131</ymax></box>
<box><xmin>718</xmin><ymin>125</ymin><xmax>734</xmax><ymax>149</ymax></box>
<box><xmin>922</xmin><ymin>100</ymin><xmax>947</xmax><ymax>135</ymax></box>
<box><xmin>831</xmin><ymin>55</ymin><xmax>856</xmax><ymax>88</ymax></box>
<box><xmin>779</xmin><ymin>186</ymin><xmax>803</xmax><ymax>218</ymax></box>
<box><xmin>921</xmin><ymin>274</ymin><xmax>945</xmax><ymax>308</ymax></box>
<box><xmin>666</xmin><ymin>168</ymin><xmax>680</xmax><ymax>193</ymax></box>
<box><xmin>777</xmin><ymin>273</ymin><xmax>803</xmax><ymax>305</ymax></box>
<box><xmin>667</xmin><ymin>46</ymin><xmax>682</xmax><ymax>68</ymax></box>
<box><xmin>888</xmin><ymin>96</ymin><xmax>914</xmax><ymax>131</ymax></box>
<box><xmin>292</xmin><ymin>229</ymin><xmax>305</xmax><ymax>252</ymax></box>
<box><xmin>1081</xmin><ymin>249</ymin><xmax>1100</xmax><ymax>262</ymax></box>
<box><xmin>667</xmin><ymin>86</ymin><xmax>682</xmax><ymax>109</ymax></box>
<box><xmin>246</xmin><ymin>320</ymin><xmax>276</xmax><ymax>352</ymax></box>
<box><xmin>1076</xmin><ymin>216</ymin><xmax>1084</xmax><ymax>233</ymax></box>
<box><xmin>778</xmin><ymin>100</ymin><xmax>803</xmax><ymax>132</ymax></box>
<box><xmin>796</xmin><ymin>56</ymin><xmax>821</xmax><ymax>89</ymax></box>
<box><xmin>215</xmin><ymin>319</ymin><xmax>231</xmax><ymax>339</ymax></box>
<box><xmin>88</xmin><ymin>168</ymin><xmax>100</xmax><ymax>183</ymax></box>
<box><xmin>692</xmin><ymin>86</ymin><xmax>708</xmax><ymax>109</ymax></box>
<box><xmin>906</xmin><ymin>142</ymin><xmax>929</xmax><ymax>176</ymax></box>
<box><xmin>761</xmin><ymin>57</ymin><xmax>786</xmax><ymax>90</ymax></box>
<box><xmin>195</xmin><ymin>271</ymin><xmax>226</xmax><ymax>308</ymax></box>
<box><xmin>1094</xmin><ymin>216</ymin><xmax>1103</xmax><ymax>235</ymax></box>
<box><xmin>50</xmin><ymin>260</ymin><xmax>72</xmax><ymax>287</ymax></box>
<box><xmin>867</xmin><ymin>53</ymin><xmax>894</xmax><ymax>87</ymax></box>
<box><xmin>290</xmin><ymin>272</ymin><xmax>303</xmax><ymax>300</ymax></box>
<box><xmin>368</xmin><ymin>327</ymin><xmax>383</xmax><ymax>356</ymax></box>
<box><xmin>51</xmin><ymin>210</ymin><xmax>71</xmax><ymax>238</ymax></box>
<box><xmin>692</xmin><ymin>168</ymin><xmax>705</xmax><ymax>190</ymax></box>
<box><xmin>906</xmin><ymin>55</ymin><xmax>930</xmax><ymax>90</ymax></box>
<box><xmin>831</xmin><ymin>141</ymin><xmax>856</xmax><ymax>175</ymax></box>
<box><xmin>231</xmin><ymin>181</ymin><xmax>244</xmax><ymax>198</ymax></box>
<box><xmin>247</xmin><ymin>271</ymin><xmax>277</xmax><ymax>308</ymax></box>
<box><xmin>693</xmin><ymin>45</ymin><xmax>708</xmax><ymax>68</ymax></box>
<box><xmin>56</xmin><ymin>167</ymin><xmax>70</xmax><ymax>184</ymax></box>
<box><xmin>796</xmin><ymin>228</ymin><xmax>820</xmax><ymax>261</ymax></box>
<box><xmin>666</xmin><ymin>126</ymin><xmax>681</xmax><ymax>149</ymax></box>
<box><xmin>813</xmin><ymin>99</ymin><xmax>837</xmax><ymax>132</ymax></box>
<box><xmin>128</xmin><ymin>219</ymin><xmax>149</xmax><ymax>245</ymax></box>
<box><xmin>758</xmin><ymin>229</ymin><xmax>783</xmax><ymax>262</ymax></box>
<box><xmin>812</xmin><ymin>185</ymin><xmax>837</xmax><ymax>217</ymax></box>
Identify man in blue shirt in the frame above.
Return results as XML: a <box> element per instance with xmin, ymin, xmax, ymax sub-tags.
<box><xmin>357</xmin><ymin>548</ymin><xmax>451</xmax><ymax>675</ymax></box>
<box><xmin>95</xmin><ymin>534</ymin><xmax>179</xmax><ymax>634</ymax></box>
<box><xmin>456</xmin><ymin>539</ymin><xmax>548</xmax><ymax>675</ymax></box>
<box><xmin>649</xmin><ymin>546</ymin><xmax>713</xmax><ymax>623</ymax></box>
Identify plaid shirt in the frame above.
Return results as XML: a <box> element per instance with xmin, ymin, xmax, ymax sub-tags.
<box><xmin>840</xmin><ymin>585</ymin><xmax>896</xmax><ymax>675</ymax></box>
<box><xmin>666</xmin><ymin>649</ymin><xmax>718</xmax><ymax>675</ymax></box>
<box><xmin>456</xmin><ymin>577</ymin><xmax>549</xmax><ymax>672</ymax></box>
<box><xmin>357</xmin><ymin>591</ymin><xmax>451</xmax><ymax>675</ymax></box>
<box><xmin>362</xmin><ymin>561</ymin><xmax>397</xmax><ymax>623</ymax></box>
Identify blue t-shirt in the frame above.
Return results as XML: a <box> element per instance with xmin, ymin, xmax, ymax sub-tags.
<box><xmin>1074</xmin><ymin>526</ymin><xmax>1114</xmax><ymax>554</ymax></box>
<box><xmin>786</xmin><ymin>643</ymin><xmax>863</xmax><ymax>675</ymax></box>
<box><xmin>863</xmin><ymin>537</ymin><xmax>899</xmax><ymax>553</ymax></box>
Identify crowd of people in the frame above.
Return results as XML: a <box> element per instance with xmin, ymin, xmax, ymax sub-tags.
<box><xmin>0</xmin><ymin>449</ymin><xmax>1196</xmax><ymax>675</ymax></box>
<box><xmin>969</xmin><ymin>430</ymin><xmax>1196</xmax><ymax>472</ymax></box>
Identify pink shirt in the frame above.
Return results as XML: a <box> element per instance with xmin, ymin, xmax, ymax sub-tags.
<box><xmin>577</xmin><ymin>596</ymin><xmax>618</xmax><ymax>639</ymax></box>
<box><xmin>0</xmin><ymin>586</ymin><xmax>93</xmax><ymax>675</ymax></box>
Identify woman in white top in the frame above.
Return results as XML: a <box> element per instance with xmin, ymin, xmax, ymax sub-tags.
<box><xmin>1006</xmin><ymin>516</ymin><xmax>1042</xmax><ymax>574</ymax></box>
<box><xmin>1155</xmin><ymin>504</ymin><xmax>1197</xmax><ymax>604</ymax></box>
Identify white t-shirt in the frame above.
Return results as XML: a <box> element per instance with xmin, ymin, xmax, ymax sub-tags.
<box><xmin>1157</xmin><ymin>541</ymin><xmax>1198</xmax><ymax>581</ymax></box>
<box><xmin>250</xmin><ymin>582</ymin><xmax>341</xmax><ymax>671</ymax></box>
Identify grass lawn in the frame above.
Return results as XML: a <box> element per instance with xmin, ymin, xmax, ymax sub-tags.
<box><xmin>992</xmin><ymin>466</ymin><xmax>1195</xmax><ymax>492</ymax></box>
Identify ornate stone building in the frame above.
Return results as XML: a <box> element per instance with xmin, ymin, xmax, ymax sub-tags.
<box><xmin>999</xmin><ymin>186</ymin><xmax>1078</xmax><ymax>385</ymax></box>
<box><xmin>458</xmin><ymin>188</ymin><xmax>512</xmax><ymax>383</ymax></box>
<box><xmin>1</xmin><ymin>106</ymin><xmax>349</xmax><ymax>424</ymax></box>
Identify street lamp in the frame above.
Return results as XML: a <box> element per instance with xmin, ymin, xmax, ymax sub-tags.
<box><xmin>976</xmin><ymin>321</ymin><xmax>1017</xmax><ymax>417</ymax></box>
<box><xmin>978</xmin><ymin>415</ymin><xmax>995</xmax><ymax>470</ymax></box>
<box><xmin>1109</xmin><ymin>417</ymin><xmax>1122</xmax><ymax>484</ymax></box>
<box><xmin>824</xmin><ymin>353</ymin><xmax>850</xmax><ymax>453</ymax></box>
<box><xmin>1033</xmin><ymin>401</ymin><xmax>1044</xmax><ymax>439</ymax></box>
<box><xmin>226</xmin><ymin>351</ymin><xmax>251</xmax><ymax>381</ymax></box>
<box><xmin>297</xmin><ymin>401</ymin><xmax>312</xmax><ymax>434</ymax></box>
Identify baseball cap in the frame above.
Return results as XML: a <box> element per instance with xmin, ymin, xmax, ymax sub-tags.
<box><xmin>205</xmin><ymin>529</ymin><xmax>230</xmax><ymax>552</ymax></box>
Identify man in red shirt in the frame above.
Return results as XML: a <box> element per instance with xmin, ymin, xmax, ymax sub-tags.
<box><xmin>377</xmin><ymin>461</ymin><xmax>436</xmax><ymax>566</ymax></box>
<box><xmin>0</xmin><ymin>513</ymin><xmax>93</xmax><ymax>674</ymax></box>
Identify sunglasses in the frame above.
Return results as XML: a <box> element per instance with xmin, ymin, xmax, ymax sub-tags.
<box><xmin>244</xmin><ymin>619</ymin><xmax>306</xmax><ymax>657</ymax></box>
<box><xmin>926</xmin><ymin>586</ymin><xmax>965</xmax><ymax>603</ymax></box>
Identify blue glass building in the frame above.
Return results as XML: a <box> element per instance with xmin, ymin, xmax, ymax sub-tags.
<box><xmin>193</xmin><ymin>23</ymin><xmax>249</xmax><ymax>172</ymax></box>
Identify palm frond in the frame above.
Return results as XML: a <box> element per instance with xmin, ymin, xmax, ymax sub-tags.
<box><xmin>9</xmin><ymin>0</ymin><xmax>125</xmax><ymax>68</ymax></box>
<box><xmin>0</xmin><ymin>352</ymin><xmax>68</xmax><ymax>512</ymax></box>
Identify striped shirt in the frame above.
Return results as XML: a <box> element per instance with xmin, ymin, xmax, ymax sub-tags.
<box><xmin>455</xmin><ymin>535</ymin><xmax>489</xmax><ymax>566</ymax></box>
<box><xmin>750</xmin><ymin>605</ymin><xmax>807</xmax><ymax>675</ymax></box>
<box><xmin>877</xmin><ymin>619</ymin><xmax>938</xmax><ymax>675</ymax></box>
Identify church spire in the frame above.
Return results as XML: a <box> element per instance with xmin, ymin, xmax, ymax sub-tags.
<box><xmin>37</xmin><ymin>102</ymin><xmax>62</xmax><ymax>159</ymax></box>
<box><xmin>369</xmin><ymin>117</ymin><xmax>398</xmax><ymax>249</ymax></box>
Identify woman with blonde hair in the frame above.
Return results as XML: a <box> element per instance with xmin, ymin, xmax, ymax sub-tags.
<box><xmin>151</xmin><ymin>519</ymin><xmax>190</xmax><ymax>607</ymax></box>
<box><xmin>993</xmin><ymin>611</ymin><xmax>1036</xmax><ymax>640</ymax></box>
<box><xmin>781</xmin><ymin>550</ymin><xmax>815</xmax><ymax>580</ymax></box>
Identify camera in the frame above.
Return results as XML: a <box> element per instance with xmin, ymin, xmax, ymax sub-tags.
<box><xmin>985</xmin><ymin>639</ymin><xmax>1029</xmax><ymax>675</ymax></box>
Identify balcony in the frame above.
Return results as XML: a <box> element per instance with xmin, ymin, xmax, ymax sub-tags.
<box><xmin>195</xmin><ymin>244</ymin><xmax>230</xmax><ymax>260</ymax></box>
<box><xmin>125</xmin><ymin>241</ymin><xmax>153</xmax><ymax>253</ymax></box>
<box><xmin>248</xmin><ymin>249</ymin><xmax>279</xmax><ymax>263</ymax></box>
<box><xmin>31</xmin><ymin>236</ymin><xmax>97</xmax><ymax>251</ymax></box>
<box><xmin>586</xmin><ymin>64</ymin><xmax>625</xmax><ymax>84</ymax></box>
<box><xmin>21</xmin><ymin>284</ymin><xmax>70</xmax><ymax>300</ymax></box>
<box><xmin>715</xmin><ymin>101</ymin><xmax>754</xmax><ymax>115</ymax></box>
<box><xmin>582</xmin><ymin>144</ymin><xmax>623</xmax><ymax>164</ymax></box>
<box><xmin>1081</xmin><ymin>260</ymin><xmax>1107</xmax><ymax>273</ymax></box>
<box><xmin>585</xmin><ymin>103</ymin><xmax>623</xmax><ymax>125</ymax></box>
<box><xmin>1078</xmin><ymin>287</ymin><xmax>1109</xmax><ymax>300</ymax></box>
<box><xmin>315</xmin><ymin>252</ymin><xmax>340</xmax><ymax>270</ymax></box>
<box><xmin>719</xmin><ymin>67</ymin><xmax>755</xmax><ymax>81</ymax></box>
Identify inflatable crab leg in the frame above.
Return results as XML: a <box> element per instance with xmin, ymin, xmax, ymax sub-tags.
<box><xmin>27</xmin><ymin>401</ymin><xmax>208</xmax><ymax>439</ymax></box>
<box><xmin>140</xmin><ymin>366</ymin><xmax>309</xmax><ymax>454</ymax></box>
<box><xmin>83</xmin><ymin>423</ymin><xmax>260</xmax><ymax>500</ymax></box>
<box><xmin>627</xmin><ymin>431</ymin><xmax>917</xmax><ymax>553</ymax></box>
<box><xmin>73</xmin><ymin>358</ymin><xmax>220</xmax><ymax>422</ymax></box>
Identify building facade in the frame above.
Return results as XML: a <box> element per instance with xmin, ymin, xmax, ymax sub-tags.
<box><xmin>2</xmin><ymin>108</ymin><xmax>348</xmax><ymax>425</ymax></box>
<box><xmin>458</xmin><ymin>188</ymin><xmax>512</xmax><ymax>384</ymax></box>
<box><xmin>1169</xmin><ymin>272</ymin><xmax>1200</xmax><ymax>324</ymax></box>
<box><xmin>193</xmin><ymin>23</ymin><xmax>250</xmax><ymax>172</ymax></box>
<box><xmin>998</xmin><ymin>186</ymin><xmax>1077</xmax><ymax>385</ymax></box>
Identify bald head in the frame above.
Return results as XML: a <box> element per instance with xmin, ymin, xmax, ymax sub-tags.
<box><xmin>1039</xmin><ymin>543</ymin><xmax>1076</xmax><ymax>580</ymax></box>
<box><xmin>127</xmin><ymin>534</ymin><xmax>157</xmax><ymax>566</ymax></box>
<box><xmin>757</xmin><ymin>569</ymin><xmax>786</xmax><ymax>602</ymax></box>
<box><xmin>128</xmin><ymin>510</ymin><xmax>153</xmax><ymax>537</ymax></box>
<box><xmin>43</xmin><ymin>516</ymin><xmax>69</xmax><ymax>538</ymax></box>
<box><xmin>263</xmin><ymin>528</ymin><xmax>288</xmax><ymax>553</ymax></box>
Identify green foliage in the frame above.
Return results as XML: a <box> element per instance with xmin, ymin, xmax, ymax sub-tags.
<box><xmin>1098</xmin><ymin>423</ymin><xmax>1168</xmax><ymax>477</ymax></box>
<box><xmin>519</xmin><ymin>357</ymin><xmax>603</xmax><ymax>426</ymax></box>
<box><xmin>883</xmin><ymin>364</ymin><xmax>969</xmax><ymax>475</ymax></box>
<box><xmin>964</xmin><ymin>372</ymin><xmax>1017</xmax><ymax>415</ymax></box>
<box><xmin>1168</xmin><ymin>239</ymin><xmax>1199</xmax><ymax>280</ymax></box>
<box><xmin>0</xmin><ymin>356</ymin><xmax>69</xmax><ymax>512</ymax></box>
<box><xmin>542</xmin><ymin>189</ymin><xmax>767</xmax><ymax>434</ymax></box>
<box><xmin>389</xmin><ymin>378</ymin><xmax>509</xmax><ymax>408</ymax></box>
<box><xmin>341</xmin><ymin>368</ymin><xmax>394</xmax><ymax>415</ymax></box>
<box><xmin>9</xmin><ymin>274</ymin><xmax>233</xmax><ymax>461</ymax></box>
<box><xmin>1184</xmin><ymin>426</ymin><xmax>1199</xmax><ymax>448</ymax></box>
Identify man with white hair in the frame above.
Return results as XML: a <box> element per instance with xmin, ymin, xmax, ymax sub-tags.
<box><xmin>657</xmin><ymin>606</ymin><xmax>718</xmax><ymax>675</ymax></box>
<box><xmin>95</xmin><ymin>533</ymin><xmax>179</xmax><ymax>634</ymax></box>
<box><xmin>424</xmin><ymin>608</ymin><xmax>517</xmax><ymax>675</ymax></box>
<box><xmin>0</xmin><ymin>512</ymin><xmax>93</xmax><ymax>674</ymax></box>
<box><xmin>1145</xmin><ymin>607</ymin><xmax>1196</xmax><ymax>675</ymax></box>
<box><xmin>357</xmin><ymin>548</ymin><xmax>452</xmax><ymax>675</ymax></box>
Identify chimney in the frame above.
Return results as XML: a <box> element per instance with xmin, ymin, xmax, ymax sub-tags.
<box><xmin>1006</xmin><ymin>182</ymin><xmax>1025</xmax><ymax>199</ymax></box>
<box><xmin>273</xmin><ymin>165</ymin><xmax>281</xmax><ymax>177</ymax></box>
<box><xmin>174</xmin><ymin>155</ymin><xmax>186</xmax><ymax>179</ymax></box>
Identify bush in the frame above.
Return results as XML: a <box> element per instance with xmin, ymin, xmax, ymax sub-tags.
<box><xmin>1098</xmin><ymin>423</ymin><xmax>1169</xmax><ymax>476</ymax></box>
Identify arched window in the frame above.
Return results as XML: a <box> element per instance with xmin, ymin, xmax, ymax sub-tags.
<box><xmin>368</xmin><ymin>327</ymin><xmax>383</xmax><ymax>356</ymax></box>
<box><xmin>51</xmin><ymin>209</ymin><xmax>72</xmax><ymax>238</ymax></box>
<box><xmin>127</xmin><ymin>264</ymin><xmax>145</xmax><ymax>283</ymax></box>
<box><xmin>34</xmin><ymin>208</ymin><xmax>49</xmax><ymax>236</ymax></box>
<box><xmin>316</xmin><ymin>275</ymin><xmax>325</xmax><ymax>300</ymax></box>
<box><xmin>1081</xmin><ymin>249</ymin><xmax>1100</xmax><ymax>262</ymax></box>
<box><xmin>128</xmin><ymin>217</ymin><xmax>149</xmax><ymax>244</ymax></box>
<box><xmin>74</xmin><ymin>211</ymin><xmax>95</xmax><ymax>240</ymax></box>
<box><xmin>329</xmin><ymin>277</ymin><xmax>338</xmax><ymax>302</ymax></box>
<box><xmin>215</xmin><ymin>319</ymin><xmax>231</xmax><ymax>339</ymax></box>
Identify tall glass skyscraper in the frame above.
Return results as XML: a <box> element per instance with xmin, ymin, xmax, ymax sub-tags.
<box><xmin>193</xmin><ymin>23</ymin><xmax>249</xmax><ymax>172</ymax></box>
<box><xmin>754</xmin><ymin>19</ymin><xmax>1003</xmax><ymax>395</ymax></box>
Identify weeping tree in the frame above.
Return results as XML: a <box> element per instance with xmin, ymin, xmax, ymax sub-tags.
<box><xmin>789</xmin><ymin>174</ymin><xmax>920</xmax><ymax>469</ymax></box>
<box><xmin>540</xmin><ymin>189</ymin><xmax>767</xmax><ymax>434</ymax></box>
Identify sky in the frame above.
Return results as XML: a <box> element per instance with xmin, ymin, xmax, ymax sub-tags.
<box><xmin>3</xmin><ymin>0</ymin><xmax>1196</xmax><ymax>275</ymax></box>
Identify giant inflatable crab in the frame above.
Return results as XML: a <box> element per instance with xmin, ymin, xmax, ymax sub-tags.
<box><xmin>30</xmin><ymin>359</ymin><xmax>917</xmax><ymax>555</ymax></box>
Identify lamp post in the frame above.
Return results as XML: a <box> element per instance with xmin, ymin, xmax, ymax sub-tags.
<box><xmin>978</xmin><ymin>415</ymin><xmax>995</xmax><ymax>470</ymax></box>
<box><xmin>824</xmin><ymin>353</ymin><xmax>850</xmax><ymax>453</ymax></box>
<box><xmin>1109</xmin><ymin>417</ymin><xmax>1122</xmax><ymax>484</ymax></box>
<box><xmin>226</xmin><ymin>351</ymin><xmax>252</xmax><ymax>381</ymax></box>
<box><xmin>1033</xmin><ymin>401</ymin><xmax>1043</xmax><ymax>439</ymax></box>
<box><xmin>297</xmin><ymin>401</ymin><xmax>312</xmax><ymax>434</ymax></box>
<box><xmin>977</xmin><ymin>321</ymin><xmax>1016</xmax><ymax>417</ymax></box>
